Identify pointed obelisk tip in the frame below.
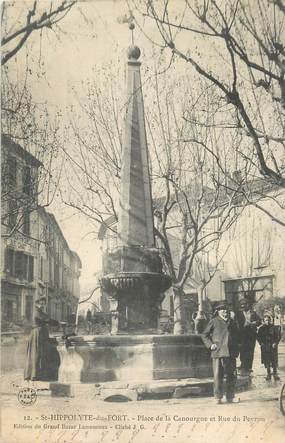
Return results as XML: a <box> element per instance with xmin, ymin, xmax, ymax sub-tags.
<box><xmin>127</xmin><ymin>15</ymin><xmax>140</xmax><ymax>61</ymax></box>
<box><xmin>127</xmin><ymin>45</ymin><xmax>141</xmax><ymax>61</ymax></box>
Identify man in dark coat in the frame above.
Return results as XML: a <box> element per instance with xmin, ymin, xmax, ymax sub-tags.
<box><xmin>236</xmin><ymin>299</ymin><xmax>261</xmax><ymax>375</ymax></box>
<box><xmin>24</xmin><ymin>297</ymin><xmax>59</xmax><ymax>381</ymax></box>
<box><xmin>257</xmin><ymin>314</ymin><xmax>281</xmax><ymax>380</ymax></box>
<box><xmin>202</xmin><ymin>301</ymin><xmax>240</xmax><ymax>404</ymax></box>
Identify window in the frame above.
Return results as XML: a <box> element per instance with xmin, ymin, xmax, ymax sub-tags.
<box><xmin>4</xmin><ymin>248</ymin><xmax>14</xmax><ymax>274</ymax></box>
<box><xmin>15</xmin><ymin>251</ymin><xmax>26</xmax><ymax>279</ymax></box>
<box><xmin>23</xmin><ymin>166</ymin><xmax>32</xmax><ymax>195</ymax></box>
<box><xmin>4</xmin><ymin>248</ymin><xmax>34</xmax><ymax>281</ymax></box>
<box><xmin>6</xmin><ymin>300</ymin><xmax>14</xmax><ymax>322</ymax></box>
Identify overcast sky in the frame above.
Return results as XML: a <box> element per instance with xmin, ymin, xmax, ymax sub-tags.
<box><xmin>4</xmin><ymin>0</ymin><xmax>228</xmax><ymax>292</ymax></box>
<box><xmin>4</xmin><ymin>1</ymin><xmax>161</xmax><ymax>292</ymax></box>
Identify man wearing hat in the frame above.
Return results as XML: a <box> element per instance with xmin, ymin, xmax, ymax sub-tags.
<box><xmin>236</xmin><ymin>298</ymin><xmax>261</xmax><ymax>375</ymax></box>
<box><xmin>202</xmin><ymin>301</ymin><xmax>240</xmax><ymax>404</ymax></box>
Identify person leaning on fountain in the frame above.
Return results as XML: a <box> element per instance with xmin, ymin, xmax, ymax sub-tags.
<box><xmin>202</xmin><ymin>301</ymin><xmax>241</xmax><ymax>404</ymax></box>
<box><xmin>24</xmin><ymin>296</ymin><xmax>59</xmax><ymax>381</ymax></box>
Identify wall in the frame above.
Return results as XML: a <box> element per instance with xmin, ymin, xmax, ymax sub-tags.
<box><xmin>206</xmin><ymin>189</ymin><xmax>285</xmax><ymax>305</ymax></box>
<box><xmin>1</xmin><ymin>137</ymin><xmax>82</xmax><ymax>329</ymax></box>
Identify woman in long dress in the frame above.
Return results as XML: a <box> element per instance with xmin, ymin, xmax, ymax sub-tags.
<box><xmin>24</xmin><ymin>297</ymin><xmax>58</xmax><ymax>381</ymax></box>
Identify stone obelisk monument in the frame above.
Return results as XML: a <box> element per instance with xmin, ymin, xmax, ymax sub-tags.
<box><xmin>118</xmin><ymin>45</ymin><xmax>154</xmax><ymax>247</ymax></box>
<box><xmin>56</xmin><ymin>37</ymin><xmax>214</xmax><ymax>393</ymax></box>
<box><xmin>100</xmin><ymin>44</ymin><xmax>171</xmax><ymax>334</ymax></box>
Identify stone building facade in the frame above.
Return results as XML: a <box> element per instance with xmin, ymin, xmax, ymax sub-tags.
<box><xmin>1</xmin><ymin>135</ymin><xmax>81</xmax><ymax>330</ymax></box>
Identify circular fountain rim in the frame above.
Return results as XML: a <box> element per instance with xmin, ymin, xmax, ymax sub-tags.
<box><xmin>100</xmin><ymin>271</ymin><xmax>172</xmax><ymax>292</ymax></box>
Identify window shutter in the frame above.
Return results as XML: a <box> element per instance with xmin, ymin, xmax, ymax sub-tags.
<box><xmin>8</xmin><ymin>157</ymin><xmax>16</xmax><ymax>186</ymax></box>
<box><xmin>15</xmin><ymin>251</ymin><xmax>23</xmax><ymax>278</ymax></box>
<box><xmin>22</xmin><ymin>254</ymin><xmax>28</xmax><ymax>280</ymax></box>
<box><xmin>28</xmin><ymin>256</ymin><xmax>34</xmax><ymax>282</ymax></box>
<box><xmin>4</xmin><ymin>248</ymin><xmax>14</xmax><ymax>274</ymax></box>
<box><xmin>23</xmin><ymin>211</ymin><xmax>30</xmax><ymax>236</ymax></box>
<box><xmin>23</xmin><ymin>166</ymin><xmax>32</xmax><ymax>195</ymax></box>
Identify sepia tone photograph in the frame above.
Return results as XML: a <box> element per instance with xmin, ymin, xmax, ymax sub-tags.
<box><xmin>1</xmin><ymin>1</ymin><xmax>285</xmax><ymax>442</ymax></box>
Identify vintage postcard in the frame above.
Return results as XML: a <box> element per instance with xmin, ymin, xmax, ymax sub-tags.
<box><xmin>1</xmin><ymin>1</ymin><xmax>285</xmax><ymax>442</ymax></box>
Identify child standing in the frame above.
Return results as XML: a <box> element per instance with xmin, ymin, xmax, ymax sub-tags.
<box><xmin>257</xmin><ymin>314</ymin><xmax>281</xmax><ymax>381</ymax></box>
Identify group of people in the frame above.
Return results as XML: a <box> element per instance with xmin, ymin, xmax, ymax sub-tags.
<box><xmin>202</xmin><ymin>299</ymin><xmax>282</xmax><ymax>404</ymax></box>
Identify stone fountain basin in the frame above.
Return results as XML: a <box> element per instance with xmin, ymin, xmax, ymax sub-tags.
<box><xmin>58</xmin><ymin>334</ymin><xmax>212</xmax><ymax>384</ymax></box>
<box><xmin>100</xmin><ymin>271</ymin><xmax>172</xmax><ymax>293</ymax></box>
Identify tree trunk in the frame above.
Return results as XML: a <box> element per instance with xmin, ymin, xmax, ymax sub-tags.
<box><xmin>194</xmin><ymin>286</ymin><xmax>207</xmax><ymax>334</ymax></box>
<box><xmin>172</xmin><ymin>286</ymin><xmax>185</xmax><ymax>335</ymax></box>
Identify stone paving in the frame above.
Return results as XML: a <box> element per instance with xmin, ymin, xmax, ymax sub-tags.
<box><xmin>1</xmin><ymin>374</ymin><xmax>285</xmax><ymax>443</ymax></box>
<box><xmin>1</xmin><ymin>343</ymin><xmax>285</xmax><ymax>443</ymax></box>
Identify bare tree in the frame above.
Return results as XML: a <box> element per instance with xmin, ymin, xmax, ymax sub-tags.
<box><xmin>1</xmin><ymin>0</ymin><xmax>76</xmax><ymax>65</ymax></box>
<box><xmin>62</xmin><ymin>62</ymin><xmax>244</xmax><ymax>333</ymax></box>
<box><xmin>1</xmin><ymin>0</ymin><xmax>76</xmax><ymax>239</ymax></box>
<box><xmin>180</xmin><ymin>80</ymin><xmax>285</xmax><ymax>228</ymax></box>
<box><xmin>60</xmin><ymin>61</ymin><xmax>123</xmax><ymax>235</ymax></box>
<box><xmin>1</xmin><ymin>54</ymin><xmax>63</xmax><ymax>240</ymax></box>
<box><xmin>131</xmin><ymin>0</ymin><xmax>285</xmax><ymax>190</ymax></box>
<box><xmin>1</xmin><ymin>132</ymin><xmax>62</xmax><ymax>241</ymax></box>
<box><xmin>222</xmin><ymin>207</ymin><xmax>274</xmax><ymax>308</ymax></box>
